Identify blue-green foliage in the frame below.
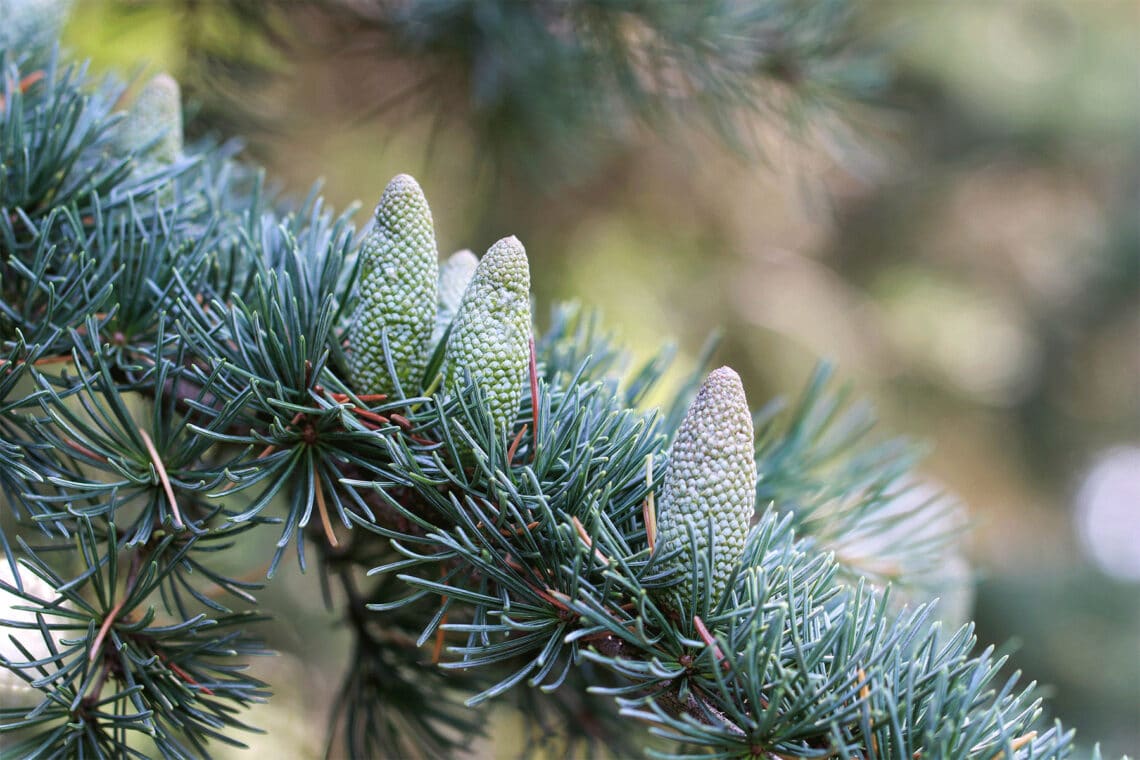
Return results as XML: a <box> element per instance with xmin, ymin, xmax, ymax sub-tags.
<box><xmin>0</xmin><ymin>7</ymin><xmax>1086</xmax><ymax>760</ymax></box>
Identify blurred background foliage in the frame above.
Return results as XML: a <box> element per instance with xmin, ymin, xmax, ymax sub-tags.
<box><xmin>61</xmin><ymin>0</ymin><xmax>1138</xmax><ymax>756</ymax></box>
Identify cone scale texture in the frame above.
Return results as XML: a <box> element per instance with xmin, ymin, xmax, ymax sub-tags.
<box><xmin>349</xmin><ymin>174</ymin><xmax>439</xmax><ymax>397</ymax></box>
<box><xmin>656</xmin><ymin>366</ymin><xmax>756</xmax><ymax>606</ymax></box>
<box><xmin>443</xmin><ymin>236</ymin><xmax>532</xmax><ymax>436</ymax></box>
<box><xmin>117</xmin><ymin>73</ymin><xmax>183</xmax><ymax>164</ymax></box>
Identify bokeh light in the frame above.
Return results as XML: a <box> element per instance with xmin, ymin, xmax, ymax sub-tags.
<box><xmin>1076</xmin><ymin>447</ymin><xmax>1140</xmax><ymax>582</ymax></box>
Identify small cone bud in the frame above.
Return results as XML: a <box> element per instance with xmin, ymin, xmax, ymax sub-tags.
<box><xmin>433</xmin><ymin>249</ymin><xmax>479</xmax><ymax>345</ymax></box>
<box><xmin>655</xmin><ymin>367</ymin><xmax>756</xmax><ymax>606</ymax></box>
<box><xmin>117</xmin><ymin>73</ymin><xmax>183</xmax><ymax>164</ymax></box>
<box><xmin>349</xmin><ymin>174</ymin><xmax>439</xmax><ymax>396</ymax></box>
<box><xmin>443</xmin><ymin>236</ymin><xmax>532</xmax><ymax>436</ymax></box>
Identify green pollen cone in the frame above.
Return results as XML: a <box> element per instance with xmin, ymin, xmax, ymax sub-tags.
<box><xmin>655</xmin><ymin>366</ymin><xmax>756</xmax><ymax>607</ymax></box>
<box><xmin>349</xmin><ymin>174</ymin><xmax>439</xmax><ymax>397</ymax></box>
<box><xmin>115</xmin><ymin>73</ymin><xmax>183</xmax><ymax>164</ymax></box>
<box><xmin>443</xmin><ymin>236</ymin><xmax>532</xmax><ymax>437</ymax></box>
<box><xmin>433</xmin><ymin>248</ymin><xmax>479</xmax><ymax>345</ymax></box>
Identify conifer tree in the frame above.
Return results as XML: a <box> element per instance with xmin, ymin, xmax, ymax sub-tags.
<box><xmin>0</xmin><ymin>5</ymin><xmax>1114</xmax><ymax>759</ymax></box>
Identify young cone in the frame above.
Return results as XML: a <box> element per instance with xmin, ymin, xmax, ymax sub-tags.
<box><xmin>443</xmin><ymin>236</ymin><xmax>532</xmax><ymax>437</ymax></box>
<box><xmin>433</xmin><ymin>248</ymin><xmax>479</xmax><ymax>345</ymax></box>
<box><xmin>655</xmin><ymin>366</ymin><xmax>757</xmax><ymax>608</ymax></box>
<box><xmin>115</xmin><ymin>73</ymin><xmax>183</xmax><ymax>164</ymax></box>
<box><xmin>349</xmin><ymin>174</ymin><xmax>439</xmax><ymax>396</ymax></box>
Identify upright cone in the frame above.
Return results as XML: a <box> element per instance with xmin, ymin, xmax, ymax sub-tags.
<box><xmin>655</xmin><ymin>366</ymin><xmax>756</xmax><ymax>607</ymax></box>
<box><xmin>349</xmin><ymin>174</ymin><xmax>439</xmax><ymax>397</ymax></box>
<box><xmin>116</xmin><ymin>73</ymin><xmax>183</xmax><ymax>164</ymax></box>
<box><xmin>443</xmin><ymin>236</ymin><xmax>532</xmax><ymax>436</ymax></box>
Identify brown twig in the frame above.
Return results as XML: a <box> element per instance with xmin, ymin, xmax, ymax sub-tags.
<box><xmin>89</xmin><ymin>551</ymin><xmax>144</xmax><ymax>664</ymax></box>
<box><xmin>0</xmin><ymin>70</ymin><xmax>45</xmax><ymax>111</ymax></box>
<box><xmin>167</xmin><ymin>658</ymin><xmax>215</xmax><ymax>696</ymax></box>
<box><xmin>64</xmin><ymin>438</ymin><xmax>106</xmax><ymax>463</ymax></box>
<box><xmin>352</xmin><ymin>407</ymin><xmax>391</xmax><ymax>425</ymax></box>
<box><xmin>139</xmin><ymin>428</ymin><xmax>183</xmax><ymax>529</ymax></box>
<box><xmin>990</xmin><ymin>732</ymin><xmax>1037</xmax><ymax>760</ymax></box>
<box><xmin>857</xmin><ymin>668</ymin><xmax>870</xmax><ymax>701</ymax></box>
<box><xmin>643</xmin><ymin>455</ymin><xmax>657</xmax><ymax>552</ymax></box>
<box><xmin>0</xmin><ymin>354</ymin><xmax>78</xmax><ymax>369</ymax></box>
<box><xmin>571</xmin><ymin>515</ymin><xmax>611</xmax><ymax>567</ymax></box>
<box><xmin>327</xmin><ymin>391</ymin><xmax>388</xmax><ymax>404</ymax></box>
<box><xmin>313</xmin><ymin>463</ymin><xmax>340</xmax><ymax>549</ymax></box>
<box><xmin>693</xmin><ymin>614</ymin><xmax>729</xmax><ymax>672</ymax></box>
<box><xmin>507</xmin><ymin>423</ymin><xmax>528</xmax><ymax>463</ymax></box>
<box><xmin>476</xmin><ymin>518</ymin><xmax>541</xmax><ymax>538</ymax></box>
<box><xmin>856</xmin><ymin>668</ymin><xmax>876</xmax><ymax>756</ymax></box>
<box><xmin>90</xmin><ymin>596</ymin><xmax>128</xmax><ymax>663</ymax></box>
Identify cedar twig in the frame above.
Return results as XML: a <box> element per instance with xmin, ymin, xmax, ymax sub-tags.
<box><xmin>693</xmin><ymin>614</ymin><xmax>729</xmax><ymax>672</ymax></box>
<box><xmin>643</xmin><ymin>455</ymin><xmax>657</xmax><ymax>551</ymax></box>
<box><xmin>139</xmin><ymin>428</ymin><xmax>183</xmax><ymax>529</ymax></box>
<box><xmin>571</xmin><ymin>515</ymin><xmax>611</xmax><ymax>567</ymax></box>
<box><xmin>90</xmin><ymin>596</ymin><xmax>127</xmax><ymax>663</ymax></box>
<box><xmin>990</xmin><ymin>732</ymin><xmax>1037</xmax><ymax>759</ymax></box>
<box><xmin>166</xmin><ymin>657</ymin><xmax>215</xmax><ymax>696</ymax></box>
<box><xmin>89</xmin><ymin>552</ymin><xmax>143</xmax><ymax>664</ymax></box>
<box><xmin>0</xmin><ymin>69</ymin><xmax>45</xmax><ymax>111</ymax></box>
<box><xmin>507</xmin><ymin>423</ymin><xmax>528</xmax><ymax>463</ymax></box>
<box><xmin>313</xmin><ymin>463</ymin><xmax>340</xmax><ymax>549</ymax></box>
